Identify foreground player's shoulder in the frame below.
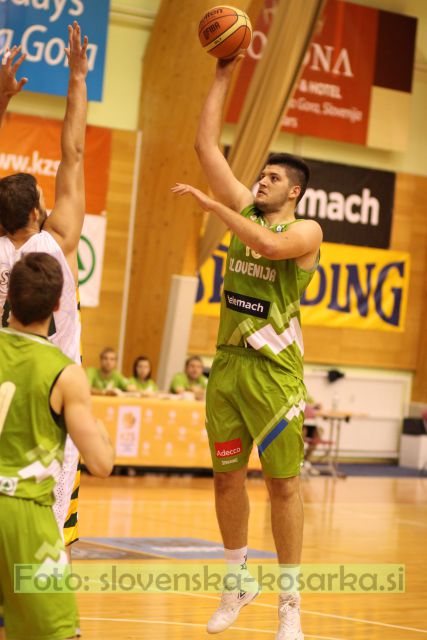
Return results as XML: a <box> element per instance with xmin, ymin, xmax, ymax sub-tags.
<box><xmin>59</xmin><ymin>363</ymin><xmax>87</xmax><ymax>386</ymax></box>
<box><xmin>293</xmin><ymin>219</ymin><xmax>323</xmax><ymax>243</ymax></box>
<box><xmin>296</xmin><ymin>218</ymin><xmax>322</xmax><ymax>232</ymax></box>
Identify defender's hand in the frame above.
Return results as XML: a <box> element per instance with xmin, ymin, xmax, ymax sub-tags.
<box><xmin>0</xmin><ymin>46</ymin><xmax>28</xmax><ymax>97</ymax></box>
<box><xmin>65</xmin><ymin>21</ymin><xmax>88</xmax><ymax>79</ymax></box>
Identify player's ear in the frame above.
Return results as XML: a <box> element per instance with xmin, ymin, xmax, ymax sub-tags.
<box><xmin>290</xmin><ymin>184</ymin><xmax>301</xmax><ymax>201</ymax></box>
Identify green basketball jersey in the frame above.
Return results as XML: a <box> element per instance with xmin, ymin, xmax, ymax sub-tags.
<box><xmin>0</xmin><ymin>327</ymin><xmax>73</xmax><ymax>506</ymax></box>
<box><xmin>128</xmin><ymin>377</ymin><xmax>158</xmax><ymax>392</ymax></box>
<box><xmin>217</xmin><ymin>204</ymin><xmax>318</xmax><ymax>379</ymax></box>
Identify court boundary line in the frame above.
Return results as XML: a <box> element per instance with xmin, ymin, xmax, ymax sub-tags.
<box><xmin>76</xmin><ymin>557</ymin><xmax>427</xmax><ymax>634</ymax></box>
<box><xmin>181</xmin><ymin>592</ymin><xmax>427</xmax><ymax>634</ymax></box>
<box><xmin>79</xmin><ymin>592</ymin><xmax>427</xmax><ymax>635</ymax></box>
<box><xmin>79</xmin><ymin>615</ymin><xmax>346</xmax><ymax>639</ymax></box>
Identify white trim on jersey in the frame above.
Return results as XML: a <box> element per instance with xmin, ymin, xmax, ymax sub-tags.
<box><xmin>0</xmin><ymin>327</ymin><xmax>57</xmax><ymax>347</ymax></box>
<box><xmin>247</xmin><ymin>316</ymin><xmax>304</xmax><ymax>356</ymax></box>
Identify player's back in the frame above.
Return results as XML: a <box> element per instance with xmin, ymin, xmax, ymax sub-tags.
<box><xmin>0</xmin><ymin>327</ymin><xmax>73</xmax><ymax>505</ymax></box>
<box><xmin>0</xmin><ymin>231</ymin><xmax>81</xmax><ymax>364</ymax></box>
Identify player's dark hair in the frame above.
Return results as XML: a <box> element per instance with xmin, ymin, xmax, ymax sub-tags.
<box><xmin>100</xmin><ymin>347</ymin><xmax>117</xmax><ymax>359</ymax></box>
<box><xmin>8</xmin><ymin>253</ymin><xmax>63</xmax><ymax>325</ymax></box>
<box><xmin>185</xmin><ymin>356</ymin><xmax>203</xmax><ymax>369</ymax></box>
<box><xmin>264</xmin><ymin>153</ymin><xmax>310</xmax><ymax>203</ymax></box>
<box><xmin>0</xmin><ymin>173</ymin><xmax>40</xmax><ymax>233</ymax></box>
<box><xmin>133</xmin><ymin>356</ymin><xmax>152</xmax><ymax>380</ymax></box>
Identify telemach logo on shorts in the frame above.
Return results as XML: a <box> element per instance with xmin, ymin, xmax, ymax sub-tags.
<box><xmin>224</xmin><ymin>290</ymin><xmax>270</xmax><ymax>319</ymax></box>
<box><xmin>215</xmin><ymin>438</ymin><xmax>243</xmax><ymax>459</ymax></box>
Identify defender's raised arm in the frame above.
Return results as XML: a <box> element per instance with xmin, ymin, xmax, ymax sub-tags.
<box><xmin>44</xmin><ymin>21</ymin><xmax>88</xmax><ymax>278</ymax></box>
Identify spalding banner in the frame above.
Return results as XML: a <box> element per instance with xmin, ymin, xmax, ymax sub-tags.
<box><xmin>194</xmin><ymin>241</ymin><xmax>410</xmax><ymax>332</ymax></box>
<box><xmin>0</xmin><ymin>0</ymin><xmax>110</xmax><ymax>101</ymax></box>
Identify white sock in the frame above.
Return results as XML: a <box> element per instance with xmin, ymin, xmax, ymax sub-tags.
<box><xmin>278</xmin><ymin>564</ymin><xmax>301</xmax><ymax>597</ymax></box>
<box><xmin>223</xmin><ymin>546</ymin><xmax>251</xmax><ymax>593</ymax></box>
<box><xmin>224</xmin><ymin>546</ymin><xmax>248</xmax><ymax>570</ymax></box>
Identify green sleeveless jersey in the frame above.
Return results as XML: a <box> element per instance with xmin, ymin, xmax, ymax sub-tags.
<box><xmin>0</xmin><ymin>328</ymin><xmax>73</xmax><ymax>506</ymax></box>
<box><xmin>217</xmin><ymin>204</ymin><xmax>318</xmax><ymax>380</ymax></box>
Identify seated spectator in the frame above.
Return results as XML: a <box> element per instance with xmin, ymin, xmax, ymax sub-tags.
<box><xmin>128</xmin><ymin>356</ymin><xmax>158</xmax><ymax>396</ymax></box>
<box><xmin>86</xmin><ymin>347</ymin><xmax>131</xmax><ymax>395</ymax></box>
<box><xmin>303</xmin><ymin>394</ymin><xmax>323</xmax><ymax>476</ymax></box>
<box><xmin>170</xmin><ymin>355</ymin><xmax>208</xmax><ymax>400</ymax></box>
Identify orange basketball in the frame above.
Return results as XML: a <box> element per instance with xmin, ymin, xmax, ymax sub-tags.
<box><xmin>198</xmin><ymin>5</ymin><xmax>252</xmax><ymax>60</ymax></box>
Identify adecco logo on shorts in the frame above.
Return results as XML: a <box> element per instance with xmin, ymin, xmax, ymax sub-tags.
<box><xmin>215</xmin><ymin>438</ymin><xmax>243</xmax><ymax>458</ymax></box>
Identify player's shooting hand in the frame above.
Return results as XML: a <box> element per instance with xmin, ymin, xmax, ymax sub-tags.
<box><xmin>171</xmin><ymin>183</ymin><xmax>216</xmax><ymax>211</ymax></box>
<box><xmin>216</xmin><ymin>54</ymin><xmax>244</xmax><ymax>78</ymax></box>
<box><xmin>0</xmin><ymin>45</ymin><xmax>28</xmax><ymax>97</ymax></box>
<box><xmin>65</xmin><ymin>20</ymin><xmax>88</xmax><ymax>79</ymax></box>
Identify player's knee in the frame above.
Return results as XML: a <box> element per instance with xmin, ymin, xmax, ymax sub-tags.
<box><xmin>214</xmin><ymin>468</ymin><xmax>247</xmax><ymax>494</ymax></box>
<box><xmin>267</xmin><ymin>475</ymin><xmax>300</xmax><ymax>501</ymax></box>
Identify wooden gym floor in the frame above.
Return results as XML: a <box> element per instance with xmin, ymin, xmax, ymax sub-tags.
<box><xmin>68</xmin><ymin>473</ymin><xmax>427</xmax><ymax>640</ymax></box>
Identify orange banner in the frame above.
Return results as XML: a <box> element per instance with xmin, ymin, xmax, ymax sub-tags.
<box><xmin>0</xmin><ymin>113</ymin><xmax>111</xmax><ymax>213</ymax></box>
<box><xmin>92</xmin><ymin>396</ymin><xmax>262</xmax><ymax>470</ymax></box>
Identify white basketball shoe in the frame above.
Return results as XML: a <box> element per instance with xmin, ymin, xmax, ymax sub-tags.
<box><xmin>207</xmin><ymin>586</ymin><xmax>259</xmax><ymax>633</ymax></box>
<box><xmin>276</xmin><ymin>593</ymin><xmax>304</xmax><ymax>640</ymax></box>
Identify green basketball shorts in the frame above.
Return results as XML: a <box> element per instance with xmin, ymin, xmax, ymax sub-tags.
<box><xmin>0</xmin><ymin>496</ymin><xmax>79</xmax><ymax>640</ymax></box>
<box><xmin>206</xmin><ymin>346</ymin><xmax>307</xmax><ymax>478</ymax></box>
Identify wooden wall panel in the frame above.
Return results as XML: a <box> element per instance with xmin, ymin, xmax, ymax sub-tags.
<box><xmin>80</xmin><ymin>129</ymin><xmax>137</xmax><ymax>371</ymax></box>
<box><xmin>189</xmin><ymin>314</ymin><xmax>219</xmax><ymax>357</ymax></box>
<box><xmin>406</xmin><ymin>175</ymin><xmax>427</xmax><ymax>402</ymax></box>
<box><xmin>189</xmin><ymin>173</ymin><xmax>427</xmax><ymax>401</ymax></box>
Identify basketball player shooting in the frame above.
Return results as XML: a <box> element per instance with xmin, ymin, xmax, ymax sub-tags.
<box><xmin>0</xmin><ymin>21</ymin><xmax>89</xmax><ymax>551</ymax></box>
<box><xmin>173</xmin><ymin>52</ymin><xmax>322</xmax><ymax>640</ymax></box>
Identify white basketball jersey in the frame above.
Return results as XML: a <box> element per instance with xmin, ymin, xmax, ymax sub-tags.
<box><xmin>0</xmin><ymin>231</ymin><xmax>81</xmax><ymax>365</ymax></box>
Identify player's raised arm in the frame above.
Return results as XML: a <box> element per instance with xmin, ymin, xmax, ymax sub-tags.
<box><xmin>172</xmin><ymin>182</ymin><xmax>323</xmax><ymax>261</ymax></box>
<box><xmin>195</xmin><ymin>57</ymin><xmax>252</xmax><ymax>212</ymax></box>
<box><xmin>0</xmin><ymin>46</ymin><xmax>27</xmax><ymax>127</ymax></box>
<box><xmin>54</xmin><ymin>364</ymin><xmax>115</xmax><ymax>478</ymax></box>
<box><xmin>44</xmin><ymin>21</ymin><xmax>88</xmax><ymax>269</ymax></box>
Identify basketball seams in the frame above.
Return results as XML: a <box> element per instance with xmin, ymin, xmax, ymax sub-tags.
<box><xmin>208</xmin><ymin>25</ymin><xmax>249</xmax><ymax>57</ymax></box>
<box><xmin>203</xmin><ymin>15</ymin><xmax>248</xmax><ymax>51</ymax></box>
<box><xmin>198</xmin><ymin>15</ymin><xmax>238</xmax><ymax>38</ymax></box>
<box><xmin>236</xmin><ymin>22</ymin><xmax>250</xmax><ymax>52</ymax></box>
<box><xmin>198</xmin><ymin>11</ymin><xmax>239</xmax><ymax>36</ymax></box>
<box><xmin>198</xmin><ymin>5</ymin><xmax>246</xmax><ymax>26</ymax></box>
<box><xmin>241</xmin><ymin>17</ymin><xmax>252</xmax><ymax>49</ymax></box>
<box><xmin>236</xmin><ymin>16</ymin><xmax>251</xmax><ymax>51</ymax></box>
<box><xmin>198</xmin><ymin>6</ymin><xmax>252</xmax><ymax>59</ymax></box>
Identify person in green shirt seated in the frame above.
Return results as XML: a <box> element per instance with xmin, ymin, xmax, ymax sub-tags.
<box><xmin>128</xmin><ymin>355</ymin><xmax>158</xmax><ymax>396</ymax></box>
<box><xmin>86</xmin><ymin>347</ymin><xmax>131</xmax><ymax>395</ymax></box>
<box><xmin>170</xmin><ymin>355</ymin><xmax>208</xmax><ymax>400</ymax></box>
